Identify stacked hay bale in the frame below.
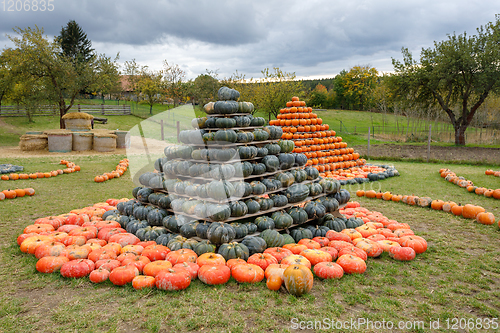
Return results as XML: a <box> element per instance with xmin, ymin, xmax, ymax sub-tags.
<box><xmin>62</xmin><ymin>112</ymin><xmax>94</xmax><ymax>131</ymax></box>
<box><xmin>19</xmin><ymin>134</ymin><xmax>48</xmax><ymax>151</ymax></box>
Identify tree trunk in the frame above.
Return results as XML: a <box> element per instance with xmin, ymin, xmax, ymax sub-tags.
<box><xmin>59</xmin><ymin>100</ymin><xmax>66</xmax><ymax>129</ymax></box>
<box><xmin>455</xmin><ymin>124</ymin><xmax>467</xmax><ymax>145</ymax></box>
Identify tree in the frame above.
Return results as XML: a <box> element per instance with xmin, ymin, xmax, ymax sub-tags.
<box><xmin>90</xmin><ymin>54</ymin><xmax>121</xmax><ymax>103</ymax></box>
<box><xmin>7</xmin><ymin>26</ymin><xmax>117</xmax><ymax>128</ymax></box>
<box><xmin>307</xmin><ymin>84</ymin><xmax>328</xmax><ymax>108</ymax></box>
<box><xmin>190</xmin><ymin>72</ymin><xmax>221</xmax><ymax>106</ymax></box>
<box><xmin>251</xmin><ymin>67</ymin><xmax>303</xmax><ymax>119</ymax></box>
<box><xmin>342</xmin><ymin>66</ymin><xmax>378</xmax><ymax>111</ymax></box>
<box><xmin>391</xmin><ymin>15</ymin><xmax>500</xmax><ymax>145</ymax></box>
<box><xmin>0</xmin><ymin>49</ymin><xmax>15</xmax><ymax>108</ymax></box>
<box><xmin>136</xmin><ymin>67</ymin><xmax>164</xmax><ymax>115</ymax></box>
<box><xmin>163</xmin><ymin>61</ymin><xmax>186</xmax><ymax>106</ymax></box>
<box><xmin>56</xmin><ymin>20</ymin><xmax>94</xmax><ymax>63</ymax></box>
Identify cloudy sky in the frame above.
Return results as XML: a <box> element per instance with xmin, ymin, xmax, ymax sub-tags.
<box><xmin>0</xmin><ymin>0</ymin><xmax>498</xmax><ymax>80</ymax></box>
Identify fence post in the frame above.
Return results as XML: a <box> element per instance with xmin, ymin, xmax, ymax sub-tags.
<box><xmin>101</xmin><ymin>104</ymin><xmax>105</xmax><ymax>115</ymax></box>
<box><xmin>123</xmin><ymin>104</ymin><xmax>126</xmax><ymax>114</ymax></box>
<box><xmin>367</xmin><ymin>127</ymin><xmax>371</xmax><ymax>160</ymax></box>
<box><xmin>78</xmin><ymin>104</ymin><xmax>81</xmax><ymax>112</ymax></box>
<box><xmin>176</xmin><ymin>121</ymin><xmax>180</xmax><ymax>143</ymax></box>
<box><xmin>161</xmin><ymin>119</ymin><xmax>164</xmax><ymax>141</ymax></box>
<box><xmin>427</xmin><ymin>124</ymin><xmax>432</xmax><ymax>162</ymax></box>
<box><xmin>372</xmin><ymin>126</ymin><xmax>375</xmax><ymax>138</ymax></box>
<box><xmin>340</xmin><ymin>120</ymin><xmax>342</xmax><ymax>132</ymax></box>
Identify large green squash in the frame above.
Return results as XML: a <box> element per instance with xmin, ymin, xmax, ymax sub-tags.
<box><xmin>264</xmin><ymin>143</ymin><xmax>281</xmax><ymax>155</ymax></box>
<box><xmin>250</xmin><ymin>117</ymin><xmax>266</xmax><ymax>126</ymax></box>
<box><xmin>194</xmin><ymin>202</ymin><xmax>208</xmax><ymax>219</ymax></box>
<box><xmin>251</xmin><ymin>181</ymin><xmax>267</xmax><ymax>195</ymax></box>
<box><xmin>215</xmin><ymin>148</ymin><xmax>237</xmax><ymax>161</ymax></box>
<box><xmin>278</xmin><ymin>153</ymin><xmax>295</xmax><ymax>170</ymax></box>
<box><xmin>263</xmin><ymin>155</ymin><xmax>280</xmax><ymax>172</ymax></box>
<box><xmin>218</xmin><ymin>86</ymin><xmax>240</xmax><ymax>101</ymax></box>
<box><xmin>291</xmin><ymin>169</ymin><xmax>308</xmax><ymax>183</ymax></box>
<box><xmin>238</xmin><ymin>102</ymin><xmax>254</xmax><ymax>114</ymax></box>
<box><xmin>282</xmin><ymin>233</ymin><xmax>295</xmax><ymax>245</ymax></box>
<box><xmin>214</xmin><ymin>101</ymin><xmax>239</xmax><ymax>114</ymax></box>
<box><xmin>207</xmin><ymin>203</ymin><xmax>232</xmax><ymax>222</ymax></box>
<box><xmin>243</xmin><ymin>222</ymin><xmax>258</xmax><ymax>234</ymax></box>
<box><xmin>195</xmin><ymin>221</ymin><xmax>212</xmax><ymax>239</ymax></box>
<box><xmin>234</xmin><ymin>115</ymin><xmax>252</xmax><ymax>127</ymax></box>
<box><xmin>210</xmin><ymin>164</ymin><xmax>236</xmax><ymax>180</ymax></box>
<box><xmin>260</xmin><ymin>229</ymin><xmax>285</xmax><ymax>248</ymax></box>
<box><xmin>167</xmin><ymin>236</ymin><xmax>199</xmax><ymax>251</ymax></box>
<box><xmin>271</xmin><ymin>211</ymin><xmax>293</xmax><ymax>229</ymax></box>
<box><xmin>207</xmin><ymin>180</ymin><xmax>235</xmax><ymax>201</ymax></box>
<box><xmin>245</xmin><ymin>199</ymin><xmax>261</xmax><ymax>214</ymax></box>
<box><xmin>214</xmin><ymin>129</ymin><xmax>238</xmax><ymax>144</ymax></box>
<box><xmin>179</xmin><ymin>221</ymin><xmax>200</xmax><ymax>238</ymax></box>
<box><xmin>271</xmin><ymin>194</ymin><xmax>288</xmax><ymax>207</ymax></box>
<box><xmin>317</xmin><ymin>196</ymin><xmax>339</xmax><ymax>213</ymax></box>
<box><xmin>255</xmin><ymin>216</ymin><xmax>275</xmax><ymax>231</ymax></box>
<box><xmin>305</xmin><ymin>167</ymin><xmax>320</xmax><ymax>180</ymax></box>
<box><xmin>278</xmin><ymin>140</ymin><xmax>295</xmax><ymax>153</ymax></box>
<box><xmin>289</xmin><ymin>227</ymin><xmax>313</xmax><ymax>243</ymax></box>
<box><xmin>206</xmin><ymin>222</ymin><xmax>236</xmax><ymax>244</ymax></box>
<box><xmin>218</xmin><ymin>242</ymin><xmax>250</xmax><ymax>260</ymax></box>
<box><xmin>306</xmin><ymin>182</ymin><xmax>324</xmax><ymax>196</ymax></box>
<box><xmin>287</xmin><ymin>207</ymin><xmax>308</xmax><ymax>225</ymax></box>
<box><xmin>232</xmin><ymin>181</ymin><xmax>253</xmax><ymax>198</ymax></box>
<box><xmin>136</xmin><ymin>226</ymin><xmax>168</xmax><ymax>241</ymax></box>
<box><xmin>233</xmin><ymin>161</ymin><xmax>253</xmax><ymax>178</ymax></box>
<box><xmin>230</xmin><ymin>223</ymin><xmax>249</xmax><ymax>239</ymax></box>
<box><xmin>253</xmin><ymin>129</ymin><xmax>270</xmax><ymax>141</ymax></box>
<box><xmin>323</xmin><ymin>217</ymin><xmax>347</xmax><ymax>232</ymax></box>
<box><xmin>238</xmin><ymin>146</ymin><xmax>258</xmax><ymax>159</ymax></box>
<box><xmin>276</xmin><ymin>172</ymin><xmax>295</xmax><ymax>187</ymax></box>
<box><xmin>264</xmin><ymin>126</ymin><xmax>283</xmax><ymax>140</ymax></box>
<box><xmin>252</xmin><ymin>163</ymin><xmax>267</xmax><ymax>175</ymax></box>
<box><xmin>241</xmin><ymin>236</ymin><xmax>267</xmax><ymax>255</ymax></box>
<box><xmin>192</xmin><ymin>240</ymin><xmax>216</xmax><ymax>256</ymax></box>
<box><xmin>229</xmin><ymin>201</ymin><xmax>248</xmax><ymax>217</ymax></box>
<box><xmin>256</xmin><ymin>197</ymin><xmax>274</xmax><ymax>211</ymax></box>
<box><xmin>262</xmin><ymin>178</ymin><xmax>280</xmax><ymax>191</ymax></box>
<box><xmin>215</xmin><ymin>117</ymin><xmax>237</xmax><ymax>128</ymax></box>
<box><xmin>304</xmin><ymin>201</ymin><xmax>326</xmax><ymax>219</ymax></box>
<box><xmin>146</xmin><ymin>208</ymin><xmax>167</xmax><ymax>227</ymax></box>
<box><xmin>236</xmin><ymin>131</ymin><xmax>254</xmax><ymax>143</ymax></box>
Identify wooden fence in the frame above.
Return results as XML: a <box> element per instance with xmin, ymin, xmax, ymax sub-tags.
<box><xmin>0</xmin><ymin>104</ymin><xmax>131</xmax><ymax>116</ymax></box>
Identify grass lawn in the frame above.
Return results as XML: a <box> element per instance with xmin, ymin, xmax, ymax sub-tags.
<box><xmin>0</xmin><ymin>155</ymin><xmax>499</xmax><ymax>332</ymax></box>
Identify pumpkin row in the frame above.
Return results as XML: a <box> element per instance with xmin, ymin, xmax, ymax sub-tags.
<box><xmin>1</xmin><ymin>187</ymin><xmax>35</xmax><ymax>200</ymax></box>
<box><xmin>192</xmin><ymin>114</ymin><xmax>265</xmax><ymax>129</ymax></box>
<box><xmin>0</xmin><ymin>163</ymin><xmax>23</xmax><ymax>174</ymax></box>
<box><xmin>440</xmin><ymin>168</ymin><xmax>500</xmax><ymax>200</ymax></box>
<box><xmin>0</xmin><ymin>159</ymin><xmax>80</xmax><ymax>181</ymax></box>
<box><xmin>178</xmin><ymin>125</ymin><xmax>283</xmax><ymax>145</ymax></box>
<box><xmin>138</xmin><ymin>166</ymin><xmax>324</xmax><ymax>198</ymax></box>
<box><xmin>93</xmin><ymin>159</ymin><xmax>129</xmax><ymax>183</ymax></box>
<box><xmin>203</xmin><ymin>101</ymin><xmax>254</xmax><ymax>115</ymax></box>
<box><xmin>153</xmin><ymin>155</ymin><xmax>310</xmax><ymax>183</ymax></box>
<box><xmin>163</xmin><ymin>141</ymin><xmax>296</xmax><ymax>165</ymax></box>
<box><xmin>357</xmin><ymin>190</ymin><xmax>499</xmax><ymax>227</ymax></box>
<box><xmin>485</xmin><ymin>169</ymin><xmax>500</xmax><ymax>177</ymax></box>
<box><xmin>324</xmin><ymin>164</ymin><xmax>399</xmax><ymax>185</ymax></box>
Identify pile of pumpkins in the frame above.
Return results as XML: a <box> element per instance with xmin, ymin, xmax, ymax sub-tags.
<box><xmin>0</xmin><ymin>160</ymin><xmax>80</xmax><ymax>181</ymax></box>
<box><xmin>94</xmin><ymin>159</ymin><xmax>129</xmax><ymax>183</ymax></box>
<box><xmin>322</xmin><ymin>164</ymin><xmax>400</xmax><ymax>185</ymax></box>
<box><xmin>1</xmin><ymin>187</ymin><xmax>35</xmax><ymax>200</ymax></box>
<box><xmin>440</xmin><ymin>169</ymin><xmax>500</xmax><ymax>200</ymax></box>
<box><xmin>268</xmin><ymin>97</ymin><xmax>365</xmax><ymax>174</ymax></box>
<box><xmin>357</xmin><ymin>189</ymin><xmax>498</xmax><ymax>227</ymax></box>
<box><xmin>17</xmin><ymin>199</ymin><xmax>427</xmax><ymax>296</ymax></box>
<box><xmin>0</xmin><ymin>163</ymin><xmax>24</xmax><ymax>174</ymax></box>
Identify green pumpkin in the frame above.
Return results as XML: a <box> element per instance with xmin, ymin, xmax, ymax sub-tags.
<box><xmin>194</xmin><ymin>202</ymin><xmax>209</xmax><ymax>219</ymax></box>
<box><xmin>195</xmin><ymin>221</ymin><xmax>212</xmax><ymax>239</ymax></box>
<box><xmin>275</xmin><ymin>172</ymin><xmax>295</xmax><ymax>187</ymax></box>
<box><xmin>146</xmin><ymin>208</ymin><xmax>167</xmax><ymax>227</ymax></box>
<box><xmin>319</xmin><ymin>178</ymin><xmax>340</xmax><ymax>194</ymax></box>
<box><xmin>245</xmin><ymin>199</ymin><xmax>261</xmax><ymax>214</ymax></box>
<box><xmin>278</xmin><ymin>153</ymin><xmax>295</xmax><ymax>170</ymax></box>
<box><xmin>218</xmin><ymin>86</ymin><xmax>240</xmax><ymax>101</ymax></box>
<box><xmin>252</xmin><ymin>163</ymin><xmax>267</xmax><ymax>175</ymax></box>
<box><xmin>264</xmin><ymin>143</ymin><xmax>281</xmax><ymax>155</ymax></box>
<box><xmin>304</xmin><ymin>201</ymin><xmax>327</xmax><ymax>219</ymax></box>
<box><xmin>184</xmin><ymin>184</ymin><xmax>200</xmax><ymax>197</ymax></box>
<box><xmin>271</xmin><ymin>194</ymin><xmax>288</xmax><ymax>207</ymax></box>
<box><xmin>182</xmin><ymin>199</ymin><xmax>202</xmax><ymax>216</ymax></box>
<box><xmin>323</xmin><ymin>217</ymin><xmax>346</xmax><ymax>232</ymax></box>
<box><xmin>282</xmin><ymin>234</ymin><xmax>295</xmax><ymax>245</ymax></box>
<box><xmin>317</xmin><ymin>197</ymin><xmax>339</xmax><ymax>213</ymax></box>
<box><xmin>345</xmin><ymin>217</ymin><xmax>364</xmax><ymax>229</ymax></box>
<box><xmin>293</xmin><ymin>153</ymin><xmax>308</xmax><ymax>166</ymax></box>
<box><xmin>333</xmin><ymin>189</ymin><xmax>351</xmax><ymax>205</ymax></box>
<box><xmin>262</xmin><ymin>178</ymin><xmax>280</xmax><ymax>191</ymax></box>
<box><xmin>263</xmin><ymin>126</ymin><xmax>283</xmax><ymax>140</ymax></box>
<box><xmin>196</xmin><ymin>184</ymin><xmax>209</xmax><ymax>198</ymax></box>
<box><xmin>204</xmin><ymin>101</ymin><xmax>215</xmax><ymax>113</ymax></box>
<box><xmin>192</xmin><ymin>117</ymin><xmax>208</xmax><ymax>129</ymax></box>
<box><xmin>255</xmin><ymin>149</ymin><xmax>267</xmax><ymax>159</ymax></box>
<box><xmin>214</xmin><ymin>100</ymin><xmax>239</xmax><ymax>114</ymax></box>
<box><xmin>238</xmin><ymin>146</ymin><xmax>258</xmax><ymax>159</ymax></box>
<box><xmin>255</xmin><ymin>216</ymin><xmax>275</xmax><ymax>231</ymax></box>
<box><xmin>253</xmin><ymin>129</ymin><xmax>270</xmax><ymax>141</ymax></box>
<box><xmin>202</xmin><ymin>132</ymin><xmax>216</xmax><ymax>143</ymax></box>
<box><xmin>218</xmin><ymin>242</ymin><xmax>249</xmax><ymax>260</ymax></box>
<box><xmin>237</xmin><ymin>101</ymin><xmax>254</xmax><ymax>114</ymax></box>
<box><xmin>229</xmin><ymin>223</ymin><xmax>249</xmax><ymax>239</ymax></box>
<box><xmin>207</xmin><ymin>180</ymin><xmax>235</xmax><ymax>201</ymax></box>
<box><xmin>136</xmin><ymin>187</ymin><xmax>153</xmax><ymax>203</ymax></box>
<box><xmin>256</xmin><ymin>197</ymin><xmax>274</xmax><ymax>211</ymax></box>
<box><xmin>234</xmin><ymin>115</ymin><xmax>252</xmax><ymax>127</ymax></box>
<box><xmin>179</xmin><ymin>221</ymin><xmax>200</xmax><ymax>238</ymax></box>
<box><xmin>263</xmin><ymin>155</ymin><xmax>280</xmax><ymax>172</ymax></box>
<box><xmin>260</xmin><ymin>229</ymin><xmax>285</xmax><ymax>248</ymax></box>
<box><xmin>306</xmin><ymin>225</ymin><xmax>329</xmax><ymax>238</ymax></box>
<box><xmin>136</xmin><ymin>226</ymin><xmax>168</xmax><ymax>241</ymax></box>
<box><xmin>204</xmin><ymin>117</ymin><xmax>217</xmax><ymax>128</ymax></box>
<box><xmin>305</xmin><ymin>167</ymin><xmax>320</xmax><ymax>180</ymax></box>
<box><xmin>155</xmin><ymin>233</ymin><xmax>177</xmax><ymax>246</ymax></box>
<box><xmin>214</xmin><ymin>129</ymin><xmax>238</xmax><ymax>144</ymax></box>
<box><xmin>236</xmin><ymin>131</ymin><xmax>254</xmax><ymax>143</ymax></box>
<box><xmin>251</xmin><ymin>181</ymin><xmax>267</xmax><ymax>195</ymax></box>
<box><xmin>241</xmin><ymin>236</ymin><xmax>267</xmax><ymax>255</ymax></box>
<box><xmin>215</xmin><ymin>117</ymin><xmax>237</xmax><ymax>128</ymax></box>
<box><xmin>291</xmin><ymin>169</ymin><xmax>308</xmax><ymax>183</ymax></box>
<box><xmin>163</xmin><ymin>215</ymin><xmax>190</xmax><ymax>233</ymax></box>
<box><xmin>133</xmin><ymin>204</ymin><xmax>153</xmax><ymax>221</ymax></box>
<box><xmin>271</xmin><ymin>211</ymin><xmax>293</xmax><ymax>229</ymax></box>
<box><xmin>207</xmin><ymin>222</ymin><xmax>236</xmax><ymax>244</ymax></box>
<box><xmin>207</xmin><ymin>203</ymin><xmax>232</xmax><ymax>222</ymax></box>
<box><xmin>250</xmin><ymin>117</ymin><xmax>266</xmax><ymax>126</ymax></box>
<box><xmin>126</xmin><ymin>220</ymin><xmax>149</xmax><ymax>234</ymax></box>
<box><xmin>210</xmin><ymin>164</ymin><xmax>236</xmax><ymax>180</ymax></box>
<box><xmin>229</xmin><ymin>201</ymin><xmax>248</xmax><ymax>217</ymax></box>
<box><xmin>139</xmin><ymin>172</ymin><xmax>156</xmax><ymax>186</ymax></box>
<box><xmin>232</xmin><ymin>181</ymin><xmax>253</xmax><ymax>198</ymax></box>
<box><xmin>193</xmin><ymin>240</ymin><xmax>216</xmax><ymax>256</ymax></box>
<box><xmin>289</xmin><ymin>227</ymin><xmax>313</xmax><ymax>243</ymax></box>
<box><xmin>306</xmin><ymin>182</ymin><xmax>324</xmax><ymax>196</ymax></box>
<box><xmin>278</xmin><ymin>140</ymin><xmax>295</xmax><ymax>153</ymax></box>
<box><xmin>287</xmin><ymin>207</ymin><xmax>308</xmax><ymax>225</ymax></box>
<box><xmin>243</xmin><ymin>222</ymin><xmax>258</xmax><ymax>234</ymax></box>
<box><xmin>167</xmin><ymin>236</ymin><xmax>199</xmax><ymax>251</ymax></box>
<box><xmin>233</xmin><ymin>162</ymin><xmax>253</xmax><ymax>178</ymax></box>
<box><xmin>215</xmin><ymin>148</ymin><xmax>237</xmax><ymax>161</ymax></box>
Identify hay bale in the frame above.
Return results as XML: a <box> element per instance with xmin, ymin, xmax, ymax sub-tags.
<box><xmin>45</xmin><ymin>130</ymin><xmax>72</xmax><ymax>152</ymax></box>
<box><xmin>72</xmin><ymin>132</ymin><xmax>94</xmax><ymax>151</ymax></box>
<box><xmin>62</xmin><ymin>112</ymin><xmax>94</xmax><ymax>120</ymax></box>
<box><xmin>19</xmin><ymin>134</ymin><xmax>48</xmax><ymax>151</ymax></box>
<box><xmin>93</xmin><ymin>133</ymin><xmax>117</xmax><ymax>152</ymax></box>
<box><xmin>115</xmin><ymin>131</ymin><xmax>130</xmax><ymax>148</ymax></box>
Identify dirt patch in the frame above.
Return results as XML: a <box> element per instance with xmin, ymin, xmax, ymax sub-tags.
<box><xmin>353</xmin><ymin>144</ymin><xmax>500</xmax><ymax>165</ymax></box>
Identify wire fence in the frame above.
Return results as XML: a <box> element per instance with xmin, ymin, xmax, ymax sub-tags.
<box><xmin>337</xmin><ymin>120</ymin><xmax>500</xmax><ymax>145</ymax></box>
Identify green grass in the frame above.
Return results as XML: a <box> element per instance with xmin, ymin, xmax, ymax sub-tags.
<box><xmin>0</xmin><ymin>156</ymin><xmax>499</xmax><ymax>332</ymax></box>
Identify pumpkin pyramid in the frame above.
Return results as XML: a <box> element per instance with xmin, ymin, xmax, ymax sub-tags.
<box><xmin>269</xmin><ymin>97</ymin><xmax>367</xmax><ymax>179</ymax></box>
<box><xmin>118</xmin><ymin>87</ymin><xmax>351</xmax><ymax>261</ymax></box>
